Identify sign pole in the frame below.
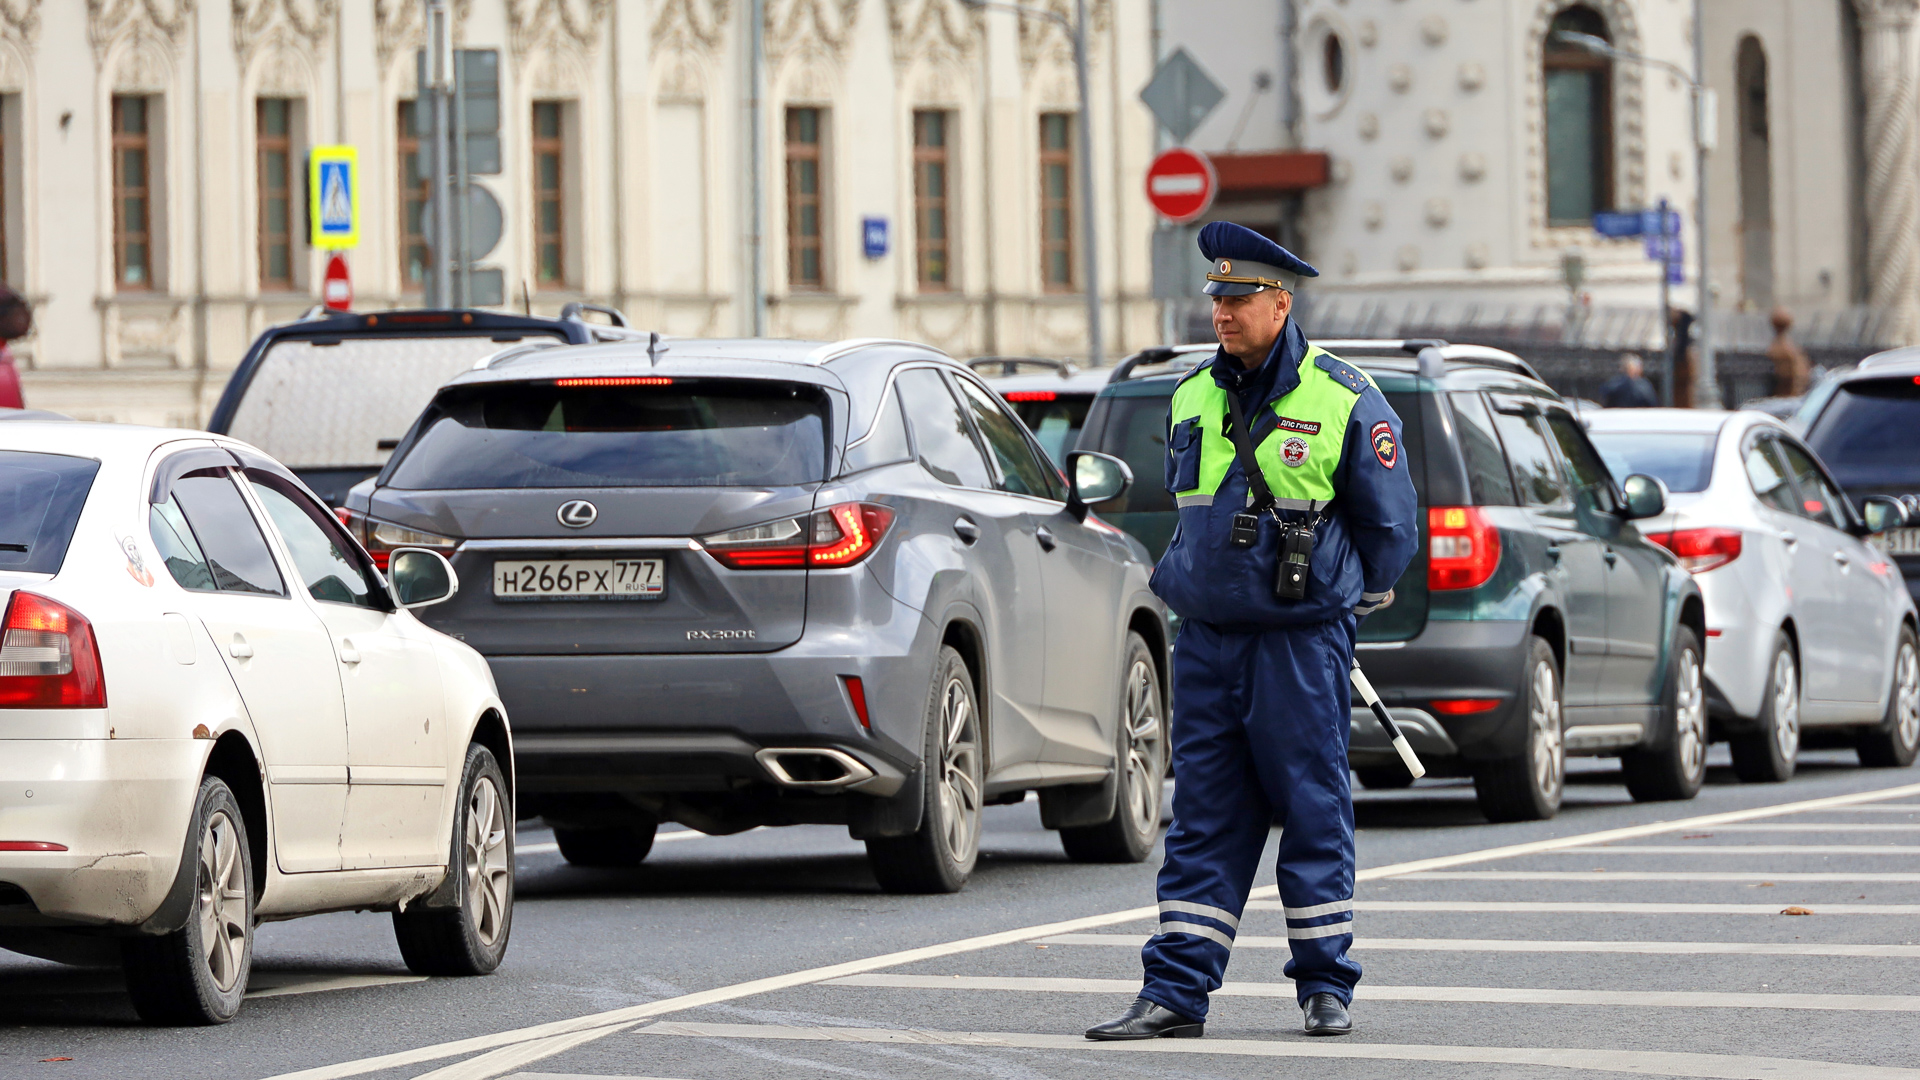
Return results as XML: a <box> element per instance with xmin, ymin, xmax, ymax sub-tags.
<box><xmin>1657</xmin><ymin>197</ymin><xmax>1673</xmax><ymax>408</ymax></box>
<box><xmin>1072</xmin><ymin>0</ymin><xmax>1103</xmax><ymax>368</ymax></box>
<box><xmin>425</xmin><ymin>0</ymin><xmax>454</xmax><ymax>310</ymax></box>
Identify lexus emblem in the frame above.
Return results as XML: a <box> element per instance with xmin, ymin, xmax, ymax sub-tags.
<box><xmin>557</xmin><ymin>500</ymin><xmax>598</xmax><ymax>529</ymax></box>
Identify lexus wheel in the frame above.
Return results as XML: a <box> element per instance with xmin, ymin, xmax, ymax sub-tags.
<box><xmin>1061</xmin><ymin>632</ymin><xmax>1166</xmax><ymax>863</ymax></box>
<box><xmin>1625</xmin><ymin>625</ymin><xmax>1707</xmax><ymax>802</ymax></box>
<box><xmin>1731</xmin><ymin>633</ymin><xmax>1799</xmax><ymax>782</ymax></box>
<box><xmin>122</xmin><ymin>776</ymin><xmax>254</xmax><ymax>1025</ymax></box>
<box><xmin>867</xmin><ymin>646</ymin><xmax>984</xmax><ymax>893</ymax></box>
<box><xmin>1859</xmin><ymin>626</ymin><xmax>1920</xmax><ymax>768</ymax></box>
<box><xmin>1473</xmin><ymin>636</ymin><xmax>1564</xmax><ymax>822</ymax></box>
<box><xmin>393</xmin><ymin>743</ymin><xmax>514</xmax><ymax>975</ymax></box>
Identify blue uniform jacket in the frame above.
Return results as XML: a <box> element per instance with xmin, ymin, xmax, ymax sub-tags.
<box><xmin>1149</xmin><ymin>324</ymin><xmax>1421</xmax><ymax>630</ymax></box>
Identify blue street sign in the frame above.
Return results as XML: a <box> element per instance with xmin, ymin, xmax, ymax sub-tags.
<box><xmin>862</xmin><ymin>217</ymin><xmax>889</xmax><ymax>260</ymax></box>
<box><xmin>1594</xmin><ymin>208</ymin><xmax>1681</xmax><ymax>239</ymax></box>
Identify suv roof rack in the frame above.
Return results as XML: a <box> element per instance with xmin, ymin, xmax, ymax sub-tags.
<box><xmin>1110</xmin><ymin>344</ymin><xmax>1214</xmax><ymax>382</ymax></box>
<box><xmin>804</xmin><ymin>338</ymin><xmax>949</xmax><ymax>365</ymax></box>
<box><xmin>1320</xmin><ymin>338</ymin><xmax>1544</xmax><ymax>384</ymax></box>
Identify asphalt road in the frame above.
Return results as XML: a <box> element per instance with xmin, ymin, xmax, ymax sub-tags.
<box><xmin>5</xmin><ymin>747</ymin><xmax>1920</xmax><ymax>1080</ymax></box>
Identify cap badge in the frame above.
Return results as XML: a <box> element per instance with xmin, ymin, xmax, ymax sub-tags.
<box><xmin>1219</xmin><ymin>259</ymin><xmax>1232</xmax><ymax>274</ymax></box>
<box><xmin>1281</xmin><ymin>436</ymin><xmax>1310</xmax><ymax>468</ymax></box>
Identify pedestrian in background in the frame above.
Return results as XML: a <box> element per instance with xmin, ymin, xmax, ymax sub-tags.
<box><xmin>0</xmin><ymin>286</ymin><xmax>31</xmax><ymax>410</ymax></box>
<box><xmin>1084</xmin><ymin>223</ymin><xmax>1419</xmax><ymax>1043</ymax></box>
<box><xmin>1668</xmin><ymin>306</ymin><xmax>1696</xmax><ymax>409</ymax></box>
<box><xmin>1600</xmin><ymin>353</ymin><xmax>1659</xmax><ymax>409</ymax></box>
<box><xmin>1768</xmin><ymin>306</ymin><xmax>1812</xmax><ymax>399</ymax></box>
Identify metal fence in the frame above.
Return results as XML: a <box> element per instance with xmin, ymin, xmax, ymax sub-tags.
<box><xmin>1170</xmin><ymin>298</ymin><xmax>1900</xmax><ymax>408</ymax></box>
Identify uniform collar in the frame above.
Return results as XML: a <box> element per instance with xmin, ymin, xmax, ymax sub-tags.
<box><xmin>1208</xmin><ymin>317</ymin><xmax>1308</xmax><ymax>408</ymax></box>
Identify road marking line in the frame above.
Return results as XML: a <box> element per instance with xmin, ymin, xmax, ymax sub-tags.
<box><xmin>1247</xmin><ymin>900</ymin><xmax>1920</xmax><ymax>915</ymax></box>
<box><xmin>1032</xmin><ymin>934</ymin><xmax>1920</xmax><ymax>958</ymax></box>
<box><xmin>506</xmin><ymin>1075</ymin><xmax>694</xmax><ymax>1080</ymax></box>
<box><xmin>1398</xmin><ymin>871</ymin><xmax>1920</xmax><ymax>882</ymax></box>
<box><xmin>1814</xmin><ymin>805</ymin><xmax>1920</xmax><ymax>813</ymax></box>
<box><xmin>632</xmin><ymin>1021</ymin><xmax>1920</xmax><ymax>1079</ymax></box>
<box><xmin>1693</xmin><ymin>823</ymin><xmax>1920</xmax><ymax>832</ymax></box>
<box><xmin>1561</xmin><ymin>844</ymin><xmax>1920</xmax><ymax>855</ymax></box>
<box><xmin>252</xmin><ymin>779</ymin><xmax>1920</xmax><ymax>1080</ymax></box>
<box><xmin>412</xmin><ymin>1025</ymin><xmax>650</xmax><ymax>1080</ymax></box>
<box><xmin>824</xmin><ymin>973</ymin><xmax>1920</xmax><ymax>1011</ymax></box>
<box><xmin>245</xmin><ymin>974</ymin><xmax>428</xmax><ymax>999</ymax></box>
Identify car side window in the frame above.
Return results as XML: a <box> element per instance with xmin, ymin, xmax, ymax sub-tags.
<box><xmin>166</xmin><ymin>471</ymin><xmax>288</xmax><ymax>596</ymax></box>
<box><xmin>1489</xmin><ymin>404</ymin><xmax>1570</xmax><ymax>508</ymax></box>
<box><xmin>1542</xmin><ymin>410</ymin><xmax>1619</xmax><ymax>515</ymax></box>
<box><xmin>896</xmin><ymin>368</ymin><xmax>994</xmax><ymax>489</ymax></box>
<box><xmin>248</xmin><ymin>477</ymin><xmax>387</xmax><ymax>610</ymax></box>
<box><xmin>1773</xmin><ymin>439</ymin><xmax>1848</xmax><ymax>530</ymax></box>
<box><xmin>954</xmin><ymin>376</ymin><xmax>1060</xmax><ymax>499</ymax></box>
<box><xmin>149</xmin><ymin>494</ymin><xmax>218</xmax><ymax>591</ymax></box>
<box><xmin>1745</xmin><ymin>437</ymin><xmax>1801</xmax><ymax>515</ymax></box>
<box><xmin>1449</xmin><ymin>392</ymin><xmax>1516</xmax><ymax>505</ymax></box>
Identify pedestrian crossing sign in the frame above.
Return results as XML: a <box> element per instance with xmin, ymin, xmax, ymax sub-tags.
<box><xmin>309</xmin><ymin>146</ymin><xmax>359</xmax><ymax>250</ymax></box>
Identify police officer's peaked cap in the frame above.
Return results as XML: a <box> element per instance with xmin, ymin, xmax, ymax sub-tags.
<box><xmin>1198</xmin><ymin>221</ymin><xmax>1319</xmax><ymax>296</ymax></box>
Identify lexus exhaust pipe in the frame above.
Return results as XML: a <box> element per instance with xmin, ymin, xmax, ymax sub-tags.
<box><xmin>754</xmin><ymin>748</ymin><xmax>876</xmax><ymax>788</ymax></box>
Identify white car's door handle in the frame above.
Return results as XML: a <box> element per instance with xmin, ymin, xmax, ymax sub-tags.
<box><xmin>228</xmin><ymin>636</ymin><xmax>253</xmax><ymax>659</ymax></box>
<box><xmin>1833</xmin><ymin>550</ymin><xmax>1852</xmax><ymax>568</ymax></box>
<box><xmin>338</xmin><ymin>639</ymin><xmax>362</xmax><ymax>665</ymax></box>
<box><xmin>1779</xmin><ymin>530</ymin><xmax>1799</xmax><ymax>546</ymax></box>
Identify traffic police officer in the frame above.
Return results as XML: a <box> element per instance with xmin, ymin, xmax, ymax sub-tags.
<box><xmin>1086</xmin><ymin>222</ymin><xmax>1419</xmax><ymax>1040</ymax></box>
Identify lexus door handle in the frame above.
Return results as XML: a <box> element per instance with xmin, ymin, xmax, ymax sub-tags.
<box><xmin>952</xmin><ymin>517</ymin><xmax>980</xmax><ymax>545</ymax></box>
<box><xmin>1545</xmin><ymin>544</ymin><xmax>1563</xmax><ymax>562</ymax></box>
<box><xmin>338</xmin><ymin>639</ymin><xmax>363</xmax><ymax>665</ymax></box>
<box><xmin>1035</xmin><ymin>526</ymin><xmax>1057</xmax><ymax>552</ymax></box>
<box><xmin>228</xmin><ymin>635</ymin><xmax>253</xmax><ymax>659</ymax></box>
<box><xmin>1833</xmin><ymin>550</ymin><xmax>1852</xmax><ymax>568</ymax></box>
<box><xmin>1604</xmin><ymin>549</ymin><xmax>1619</xmax><ymax>567</ymax></box>
<box><xmin>1780</xmin><ymin>530</ymin><xmax>1799</xmax><ymax>547</ymax></box>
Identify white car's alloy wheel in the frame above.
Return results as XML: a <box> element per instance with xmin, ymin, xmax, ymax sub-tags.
<box><xmin>1771</xmin><ymin>649</ymin><xmax>1801</xmax><ymax>765</ymax></box>
<box><xmin>1896</xmin><ymin>641</ymin><xmax>1919</xmax><ymax>751</ymax></box>
<box><xmin>197</xmin><ymin>809</ymin><xmax>250</xmax><ymax>994</ymax></box>
<box><xmin>464</xmin><ymin>774</ymin><xmax>512</xmax><ymax>948</ymax></box>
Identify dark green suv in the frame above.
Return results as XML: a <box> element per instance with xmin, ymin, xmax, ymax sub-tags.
<box><xmin>1077</xmin><ymin>340</ymin><xmax>1707</xmax><ymax>821</ymax></box>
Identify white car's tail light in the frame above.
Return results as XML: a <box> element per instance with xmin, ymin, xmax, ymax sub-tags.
<box><xmin>702</xmin><ymin>502</ymin><xmax>895</xmax><ymax>570</ymax></box>
<box><xmin>0</xmin><ymin>592</ymin><xmax>106</xmax><ymax>708</ymax></box>
<box><xmin>338</xmin><ymin>508</ymin><xmax>458</xmax><ymax>570</ymax></box>
<box><xmin>1646</xmin><ymin>528</ymin><xmax>1743</xmax><ymax>574</ymax></box>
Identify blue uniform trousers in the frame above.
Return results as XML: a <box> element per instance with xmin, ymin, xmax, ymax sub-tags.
<box><xmin>1139</xmin><ymin>615</ymin><xmax>1362</xmax><ymax>1021</ymax></box>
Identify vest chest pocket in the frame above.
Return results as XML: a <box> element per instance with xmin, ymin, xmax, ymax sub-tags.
<box><xmin>1167</xmin><ymin>417</ymin><xmax>1203</xmax><ymax>493</ymax></box>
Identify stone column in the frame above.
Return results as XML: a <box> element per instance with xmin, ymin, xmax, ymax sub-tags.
<box><xmin>1854</xmin><ymin>0</ymin><xmax>1920</xmax><ymax>344</ymax></box>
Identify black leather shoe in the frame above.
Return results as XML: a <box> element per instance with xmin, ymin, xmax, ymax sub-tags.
<box><xmin>1302</xmin><ymin>992</ymin><xmax>1352</xmax><ymax>1036</ymax></box>
<box><xmin>1084</xmin><ymin>997</ymin><xmax>1204</xmax><ymax>1041</ymax></box>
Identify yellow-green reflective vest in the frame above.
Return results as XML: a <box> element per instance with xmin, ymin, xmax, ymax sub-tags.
<box><xmin>1166</xmin><ymin>345</ymin><xmax>1378</xmax><ymax>512</ymax></box>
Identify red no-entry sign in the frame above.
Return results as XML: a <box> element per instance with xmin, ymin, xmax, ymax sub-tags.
<box><xmin>323</xmin><ymin>253</ymin><xmax>352</xmax><ymax>311</ymax></box>
<box><xmin>1145</xmin><ymin>148</ymin><xmax>1217</xmax><ymax>224</ymax></box>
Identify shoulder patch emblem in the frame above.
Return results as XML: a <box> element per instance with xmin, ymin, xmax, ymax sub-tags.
<box><xmin>1371</xmin><ymin>421</ymin><xmax>1398</xmax><ymax>469</ymax></box>
<box><xmin>1276</xmin><ymin>415</ymin><xmax>1322</xmax><ymax>435</ymax></box>
<box><xmin>1281</xmin><ymin>436</ymin><xmax>1310</xmax><ymax>467</ymax></box>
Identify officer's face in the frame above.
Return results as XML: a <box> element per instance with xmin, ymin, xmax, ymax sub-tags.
<box><xmin>1212</xmin><ymin>288</ymin><xmax>1292</xmax><ymax>366</ymax></box>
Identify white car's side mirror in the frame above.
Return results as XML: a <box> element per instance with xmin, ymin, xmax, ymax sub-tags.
<box><xmin>390</xmin><ymin>548</ymin><xmax>459</xmax><ymax>609</ymax></box>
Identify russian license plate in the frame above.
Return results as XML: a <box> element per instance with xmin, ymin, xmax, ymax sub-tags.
<box><xmin>492</xmin><ymin>558</ymin><xmax>665</xmax><ymax>600</ymax></box>
<box><xmin>1872</xmin><ymin>528</ymin><xmax>1920</xmax><ymax>556</ymax></box>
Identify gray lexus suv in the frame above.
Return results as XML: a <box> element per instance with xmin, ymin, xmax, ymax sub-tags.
<box><xmin>341</xmin><ymin>336</ymin><xmax>1169</xmax><ymax>893</ymax></box>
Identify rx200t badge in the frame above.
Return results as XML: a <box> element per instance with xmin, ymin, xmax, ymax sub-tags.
<box><xmin>1281</xmin><ymin>436</ymin><xmax>1310</xmax><ymax>467</ymax></box>
<box><xmin>1371</xmin><ymin>421</ymin><xmax>1398</xmax><ymax>469</ymax></box>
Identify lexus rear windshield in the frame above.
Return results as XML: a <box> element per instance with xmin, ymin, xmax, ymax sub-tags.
<box><xmin>385</xmin><ymin>379</ymin><xmax>831</xmax><ymax>489</ymax></box>
<box><xmin>0</xmin><ymin>452</ymin><xmax>100</xmax><ymax>574</ymax></box>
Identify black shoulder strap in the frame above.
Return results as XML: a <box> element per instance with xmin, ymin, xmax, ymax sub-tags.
<box><xmin>1222</xmin><ymin>391</ymin><xmax>1274</xmax><ymax>511</ymax></box>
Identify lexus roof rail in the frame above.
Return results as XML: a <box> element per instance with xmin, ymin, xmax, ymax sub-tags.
<box><xmin>966</xmin><ymin>356</ymin><xmax>1078</xmax><ymax>378</ymax></box>
<box><xmin>804</xmin><ymin>337</ymin><xmax>950</xmax><ymax>365</ymax></box>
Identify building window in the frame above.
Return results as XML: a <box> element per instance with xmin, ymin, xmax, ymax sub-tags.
<box><xmin>257</xmin><ymin>99</ymin><xmax>296</xmax><ymax>289</ymax></box>
<box><xmin>786</xmin><ymin>107</ymin><xmax>825</xmax><ymax>289</ymax></box>
<box><xmin>1543</xmin><ymin>5</ymin><xmax>1614</xmax><ymax>225</ymax></box>
<box><xmin>112</xmin><ymin>96</ymin><xmax>154</xmax><ymax>289</ymax></box>
<box><xmin>913</xmin><ymin>111</ymin><xmax>952</xmax><ymax>291</ymax></box>
<box><xmin>532</xmin><ymin>101</ymin><xmax>566</xmax><ymax>287</ymax></box>
<box><xmin>398</xmin><ymin>101</ymin><xmax>428</xmax><ymax>290</ymax></box>
<box><xmin>1039</xmin><ymin>112</ymin><xmax>1074</xmax><ymax>290</ymax></box>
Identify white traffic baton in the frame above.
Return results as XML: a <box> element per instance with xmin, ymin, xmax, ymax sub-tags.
<box><xmin>1349</xmin><ymin>658</ymin><xmax>1426</xmax><ymax>779</ymax></box>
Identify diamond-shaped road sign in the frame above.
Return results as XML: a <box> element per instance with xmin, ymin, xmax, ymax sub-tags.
<box><xmin>1140</xmin><ymin>48</ymin><xmax>1226</xmax><ymax>144</ymax></box>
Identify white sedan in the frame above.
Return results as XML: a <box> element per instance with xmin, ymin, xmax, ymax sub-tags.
<box><xmin>0</xmin><ymin>422</ymin><xmax>512</xmax><ymax>1024</ymax></box>
<box><xmin>1586</xmin><ymin>409</ymin><xmax>1919</xmax><ymax>781</ymax></box>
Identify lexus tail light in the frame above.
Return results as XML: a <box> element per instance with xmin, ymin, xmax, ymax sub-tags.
<box><xmin>703</xmin><ymin>503</ymin><xmax>896</xmax><ymax>570</ymax></box>
<box><xmin>1428</xmin><ymin>507</ymin><xmax>1502</xmax><ymax>591</ymax></box>
<box><xmin>339</xmin><ymin>507</ymin><xmax>458</xmax><ymax>570</ymax></box>
<box><xmin>0</xmin><ymin>592</ymin><xmax>106</xmax><ymax>708</ymax></box>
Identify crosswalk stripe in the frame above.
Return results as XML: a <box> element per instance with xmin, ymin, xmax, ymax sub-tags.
<box><xmin>1561</xmin><ymin>844</ymin><xmax>1920</xmax><ymax>855</ymax></box>
<box><xmin>632</xmin><ymin>1021</ymin><xmax>1920</xmax><ymax>1079</ymax></box>
<box><xmin>823</xmin><ymin>973</ymin><xmax>1920</xmax><ymax>1011</ymax></box>
<box><xmin>1243</xmin><ymin>900</ymin><xmax>1920</xmax><ymax>915</ymax></box>
<box><xmin>1397</xmin><ymin>871</ymin><xmax>1920</xmax><ymax>882</ymax></box>
<box><xmin>245</xmin><ymin>974</ymin><xmax>427</xmax><ymax>999</ymax></box>
<box><xmin>1032</xmin><ymin>934</ymin><xmax>1920</xmax><ymax>957</ymax></box>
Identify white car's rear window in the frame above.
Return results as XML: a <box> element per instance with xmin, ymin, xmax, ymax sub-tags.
<box><xmin>226</xmin><ymin>335</ymin><xmax>556</xmax><ymax>468</ymax></box>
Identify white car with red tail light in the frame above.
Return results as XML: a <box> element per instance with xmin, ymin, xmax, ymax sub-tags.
<box><xmin>1588</xmin><ymin>408</ymin><xmax>1919</xmax><ymax>781</ymax></box>
<box><xmin>0</xmin><ymin>422</ymin><xmax>513</xmax><ymax>1025</ymax></box>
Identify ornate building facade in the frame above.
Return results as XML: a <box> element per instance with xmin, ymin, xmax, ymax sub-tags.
<box><xmin>9</xmin><ymin>0</ymin><xmax>1158</xmax><ymax>425</ymax></box>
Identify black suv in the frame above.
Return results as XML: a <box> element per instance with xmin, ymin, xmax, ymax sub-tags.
<box><xmin>1077</xmin><ymin>340</ymin><xmax>1707</xmax><ymax>821</ymax></box>
<box><xmin>1799</xmin><ymin>350</ymin><xmax>1920</xmax><ymax>603</ymax></box>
